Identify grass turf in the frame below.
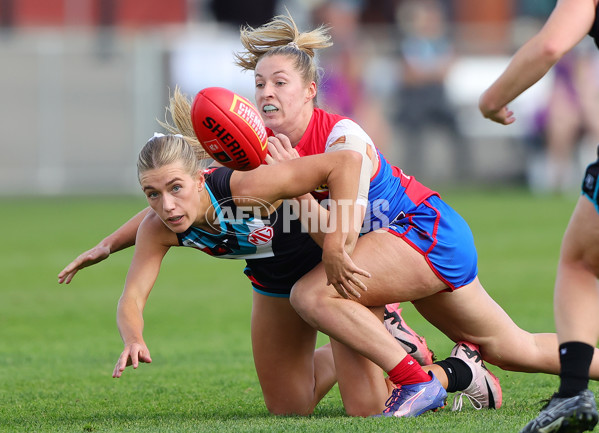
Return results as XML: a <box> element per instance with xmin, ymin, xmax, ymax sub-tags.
<box><xmin>0</xmin><ymin>188</ymin><xmax>593</xmax><ymax>432</ymax></box>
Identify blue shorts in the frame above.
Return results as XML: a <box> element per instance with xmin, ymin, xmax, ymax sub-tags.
<box><xmin>385</xmin><ymin>194</ymin><xmax>478</xmax><ymax>290</ymax></box>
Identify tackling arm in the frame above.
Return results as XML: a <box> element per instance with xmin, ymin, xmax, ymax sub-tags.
<box><xmin>324</xmin><ymin>134</ymin><xmax>374</xmax><ymax>209</ymax></box>
<box><xmin>230</xmin><ymin>150</ymin><xmax>371</xmax><ymax>298</ymax></box>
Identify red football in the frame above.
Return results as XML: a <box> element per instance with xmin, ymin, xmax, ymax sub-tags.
<box><xmin>191</xmin><ymin>87</ymin><xmax>268</xmax><ymax>171</ymax></box>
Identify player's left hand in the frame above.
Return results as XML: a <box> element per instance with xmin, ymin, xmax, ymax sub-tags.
<box><xmin>58</xmin><ymin>244</ymin><xmax>111</xmax><ymax>284</ymax></box>
<box><xmin>322</xmin><ymin>248</ymin><xmax>371</xmax><ymax>299</ymax></box>
<box><xmin>265</xmin><ymin>133</ymin><xmax>299</xmax><ymax>165</ymax></box>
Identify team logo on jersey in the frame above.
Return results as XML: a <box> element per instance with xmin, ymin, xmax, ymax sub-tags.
<box><xmin>247</xmin><ymin>226</ymin><xmax>274</xmax><ymax>246</ymax></box>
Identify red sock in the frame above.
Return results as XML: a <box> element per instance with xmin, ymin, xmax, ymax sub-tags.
<box><xmin>387</xmin><ymin>354</ymin><xmax>431</xmax><ymax>386</ymax></box>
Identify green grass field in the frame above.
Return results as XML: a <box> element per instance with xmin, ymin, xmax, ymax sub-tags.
<box><xmin>1</xmin><ymin>188</ymin><xmax>593</xmax><ymax>432</ymax></box>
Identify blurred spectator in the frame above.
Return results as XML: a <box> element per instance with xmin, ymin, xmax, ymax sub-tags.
<box><xmin>515</xmin><ymin>0</ymin><xmax>555</xmax><ymax>19</ymax></box>
<box><xmin>394</xmin><ymin>0</ymin><xmax>469</xmax><ymax>180</ymax></box>
<box><xmin>313</xmin><ymin>1</ymin><xmax>363</xmax><ymax>117</ymax></box>
<box><xmin>209</xmin><ymin>0</ymin><xmax>277</xmax><ymax>27</ymax></box>
<box><xmin>314</xmin><ymin>0</ymin><xmax>393</xmax><ymax>155</ymax></box>
<box><xmin>360</xmin><ymin>0</ymin><xmax>395</xmax><ymax>24</ymax></box>
<box><xmin>527</xmin><ymin>40</ymin><xmax>599</xmax><ymax>194</ymax></box>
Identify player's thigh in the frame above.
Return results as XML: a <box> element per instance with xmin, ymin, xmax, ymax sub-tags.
<box><xmin>251</xmin><ymin>291</ymin><xmax>320</xmax><ymax>405</ymax></box>
<box><xmin>560</xmin><ymin>196</ymin><xmax>599</xmax><ymax>273</ymax></box>
<box><xmin>412</xmin><ymin>277</ymin><xmax>523</xmax><ymax>350</ymax></box>
<box><xmin>349</xmin><ymin>230</ymin><xmax>447</xmax><ymax>305</ymax></box>
<box><xmin>293</xmin><ymin>230</ymin><xmax>446</xmax><ymax>307</ymax></box>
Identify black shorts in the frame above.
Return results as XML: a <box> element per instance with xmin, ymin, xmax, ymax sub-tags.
<box><xmin>582</xmin><ymin>145</ymin><xmax>599</xmax><ymax>213</ymax></box>
<box><xmin>244</xmin><ymin>266</ymin><xmax>293</xmax><ymax>298</ymax></box>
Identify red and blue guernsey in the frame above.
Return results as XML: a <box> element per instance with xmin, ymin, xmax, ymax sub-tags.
<box><xmin>273</xmin><ymin>107</ymin><xmax>440</xmax><ymax>234</ymax></box>
<box><xmin>269</xmin><ymin>107</ymin><xmax>479</xmax><ymax>290</ymax></box>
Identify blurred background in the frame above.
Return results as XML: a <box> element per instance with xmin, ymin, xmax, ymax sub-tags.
<box><xmin>2</xmin><ymin>0</ymin><xmax>599</xmax><ymax>196</ymax></box>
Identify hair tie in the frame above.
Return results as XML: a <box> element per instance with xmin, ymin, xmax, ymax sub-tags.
<box><xmin>147</xmin><ymin>132</ymin><xmax>183</xmax><ymax>142</ymax></box>
<box><xmin>287</xmin><ymin>41</ymin><xmax>299</xmax><ymax>50</ymax></box>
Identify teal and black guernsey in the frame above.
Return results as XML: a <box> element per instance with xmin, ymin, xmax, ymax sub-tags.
<box><xmin>177</xmin><ymin>167</ymin><xmax>322</xmax><ymax>297</ymax></box>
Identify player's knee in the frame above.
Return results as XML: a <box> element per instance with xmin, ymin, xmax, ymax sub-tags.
<box><xmin>289</xmin><ymin>280</ymin><xmax>320</xmax><ymax>319</ymax></box>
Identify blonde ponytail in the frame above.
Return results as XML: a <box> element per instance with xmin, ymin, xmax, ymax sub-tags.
<box><xmin>158</xmin><ymin>86</ymin><xmax>211</xmax><ymax>162</ymax></box>
<box><xmin>234</xmin><ymin>12</ymin><xmax>332</xmax><ymax>86</ymax></box>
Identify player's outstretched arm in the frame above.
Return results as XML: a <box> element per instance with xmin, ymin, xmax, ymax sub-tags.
<box><xmin>479</xmin><ymin>0</ymin><xmax>596</xmax><ymax>124</ymax></box>
<box><xmin>113</xmin><ymin>213</ymin><xmax>173</xmax><ymax>378</ymax></box>
<box><xmin>58</xmin><ymin>208</ymin><xmax>151</xmax><ymax>284</ymax></box>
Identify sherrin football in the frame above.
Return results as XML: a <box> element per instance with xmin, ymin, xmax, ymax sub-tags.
<box><xmin>191</xmin><ymin>87</ymin><xmax>268</xmax><ymax>171</ymax></box>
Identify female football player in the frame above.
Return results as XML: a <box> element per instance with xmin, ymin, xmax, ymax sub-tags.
<box><xmin>66</xmin><ymin>9</ymin><xmax>599</xmax><ymax>419</ymax></box>
<box><xmin>59</xmin><ymin>90</ymin><xmax>492</xmax><ymax>418</ymax></box>
<box><xmin>228</xmin><ymin>12</ymin><xmax>599</xmax><ymax>419</ymax></box>
<box><xmin>480</xmin><ymin>1</ymin><xmax>599</xmax><ymax>431</ymax></box>
<box><xmin>109</xmin><ymin>132</ymin><xmax>367</xmax><ymax>414</ymax></box>
<box><xmin>62</xmin><ymin>11</ymin><xmax>599</xmax><ymax>419</ymax></box>
<box><xmin>93</xmin><ymin>127</ymin><xmax>499</xmax><ymax>417</ymax></box>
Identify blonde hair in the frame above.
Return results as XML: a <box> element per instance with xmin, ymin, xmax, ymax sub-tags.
<box><xmin>234</xmin><ymin>12</ymin><xmax>332</xmax><ymax>87</ymax></box>
<box><xmin>138</xmin><ymin>87</ymin><xmax>211</xmax><ymax>180</ymax></box>
<box><xmin>158</xmin><ymin>86</ymin><xmax>210</xmax><ymax>162</ymax></box>
<box><xmin>137</xmin><ymin>134</ymin><xmax>204</xmax><ymax>181</ymax></box>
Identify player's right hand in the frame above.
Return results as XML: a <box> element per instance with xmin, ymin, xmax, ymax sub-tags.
<box><xmin>112</xmin><ymin>342</ymin><xmax>152</xmax><ymax>378</ymax></box>
<box><xmin>483</xmin><ymin>105</ymin><xmax>516</xmax><ymax>125</ymax></box>
<box><xmin>322</xmin><ymin>247</ymin><xmax>371</xmax><ymax>299</ymax></box>
<box><xmin>265</xmin><ymin>133</ymin><xmax>299</xmax><ymax>165</ymax></box>
<box><xmin>479</xmin><ymin>93</ymin><xmax>516</xmax><ymax>125</ymax></box>
<box><xmin>57</xmin><ymin>244</ymin><xmax>111</xmax><ymax>284</ymax></box>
